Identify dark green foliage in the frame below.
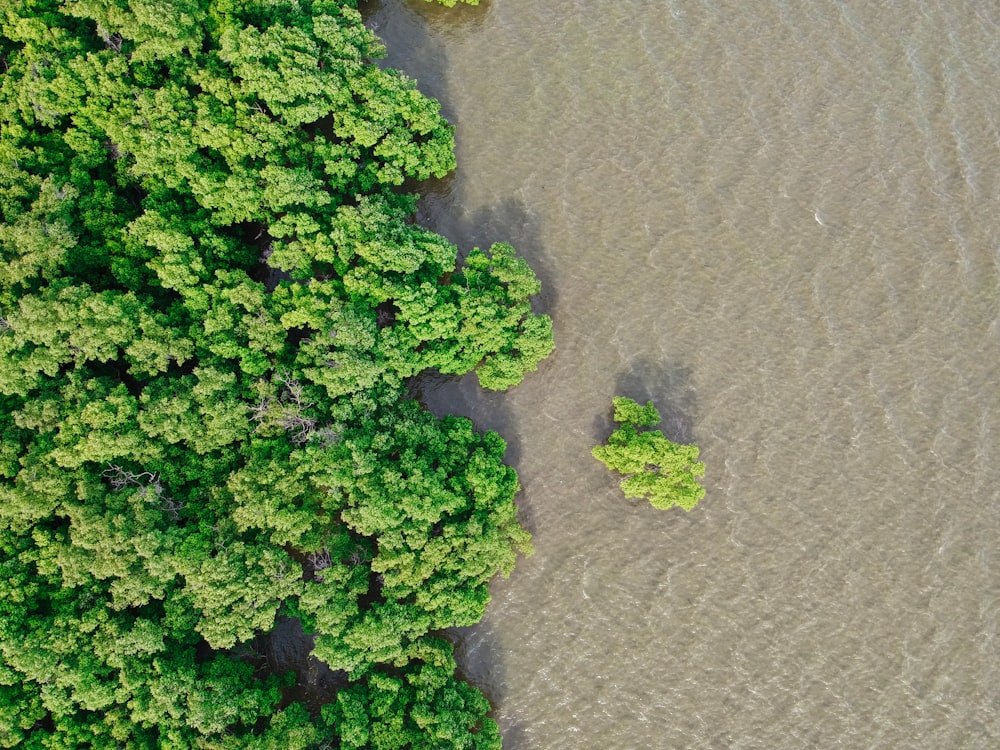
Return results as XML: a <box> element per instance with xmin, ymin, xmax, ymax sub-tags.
<box><xmin>313</xmin><ymin>402</ymin><xmax>531</xmax><ymax>675</ymax></box>
<box><xmin>593</xmin><ymin>397</ymin><xmax>706</xmax><ymax>511</ymax></box>
<box><xmin>0</xmin><ymin>0</ymin><xmax>551</xmax><ymax>747</ymax></box>
<box><xmin>326</xmin><ymin>638</ymin><xmax>501</xmax><ymax>750</ymax></box>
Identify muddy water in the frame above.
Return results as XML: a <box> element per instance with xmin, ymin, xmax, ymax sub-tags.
<box><xmin>366</xmin><ymin>1</ymin><xmax>1000</xmax><ymax>747</ymax></box>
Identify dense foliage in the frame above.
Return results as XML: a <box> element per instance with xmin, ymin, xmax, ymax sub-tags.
<box><xmin>592</xmin><ymin>398</ymin><xmax>705</xmax><ymax>511</ymax></box>
<box><xmin>0</xmin><ymin>0</ymin><xmax>551</xmax><ymax>747</ymax></box>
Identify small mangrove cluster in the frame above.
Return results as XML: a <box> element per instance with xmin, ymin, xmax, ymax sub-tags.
<box><xmin>593</xmin><ymin>398</ymin><xmax>706</xmax><ymax>511</ymax></box>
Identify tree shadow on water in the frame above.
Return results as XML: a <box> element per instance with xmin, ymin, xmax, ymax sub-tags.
<box><xmin>409</xmin><ymin>196</ymin><xmax>557</xmax><ymax>471</ymax></box>
<box><xmin>594</xmin><ymin>357</ymin><xmax>698</xmax><ymax>446</ymax></box>
<box><xmin>458</xmin><ymin>198</ymin><xmax>559</xmax><ymax>320</ymax></box>
<box><xmin>404</xmin><ymin>199</ymin><xmax>553</xmax><ymax>750</ymax></box>
<box><xmin>360</xmin><ymin>0</ymin><xmax>491</xmax><ymax>123</ymax></box>
<box><xmin>354</xmin><ymin>6</ymin><xmax>544</xmax><ymax>745</ymax></box>
<box><xmin>448</xmin><ymin>619</ymin><xmax>526</xmax><ymax>750</ymax></box>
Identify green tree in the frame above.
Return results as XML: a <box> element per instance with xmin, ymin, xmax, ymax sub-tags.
<box><xmin>0</xmin><ymin>0</ymin><xmax>550</xmax><ymax>746</ymax></box>
<box><xmin>592</xmin><ymin>397</ymin><xmax>706</xmax><ymax>511</ymax></box>
<box><xmin>423</xmin><ymin>0</ymin><xmax>481</xmax><ymax>7</ymax></box>
<box><xmin>326</xmin><ymin>637</ymin><xmax>501</xmax><ymax>750</ymax></box>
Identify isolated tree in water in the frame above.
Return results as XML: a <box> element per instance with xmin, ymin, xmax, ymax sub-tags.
<box><xmin>593</xmin><ymin>397</ymin><xmax>705</xmax><ymax>511</ymax></box>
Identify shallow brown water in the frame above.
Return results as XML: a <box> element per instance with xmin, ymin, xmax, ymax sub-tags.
<box><xmin>367</xmin><ymin>1</ymin><xmax>1000</xmax><ymax>747</ymax></box>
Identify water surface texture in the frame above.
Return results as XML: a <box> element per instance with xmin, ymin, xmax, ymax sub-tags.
<box><xmin>368</xmin><ymin>1</ymin><xmax>999</xmax><ymax>747</ymax></box>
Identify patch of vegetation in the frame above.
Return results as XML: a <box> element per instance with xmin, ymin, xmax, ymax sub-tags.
<box><xmin>593</xmin><ymin>397</ymin><xmax>706</xmax><ymax>511</ymax></box>
<box><xmin>0</xmin><ymin>1</ymin><xmax>550</xmax><ymax>747</ymax></box>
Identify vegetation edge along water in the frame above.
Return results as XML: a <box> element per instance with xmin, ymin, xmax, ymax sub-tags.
<box><xmin>0</xmin><ymin>0</ymin><xmax>551</xmax><ymax>747</ymax></box>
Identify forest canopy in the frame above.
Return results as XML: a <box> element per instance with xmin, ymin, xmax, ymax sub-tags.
<box><xmin>0</xmin><ymin>1</ymin><xmax>551</xmax><ymax>747</ymax></box>
<box><xmin>593</xmin><ymin>397</ymin><xmax>706</xmax><ymax>511</ymax></box>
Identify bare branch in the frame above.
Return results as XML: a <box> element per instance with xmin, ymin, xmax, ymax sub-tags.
<box><xmin>248</xmin><ymin>397</ymin><xmax>272</xmax><ymax>423</ymax></box>
<box><xmin>276</xmin><ymin>370</ymin><xmax>312</xmax><ymax>409</ymax></box>
<box><xmin>102</xmin><ymin>464</ymin><xmax>182</xmax><ymax>519</ymax></box>
<box><xmin>103</xmin><ymin>139</ymin><xmax>121</xmax><ymax>160</ymax></box>
<box><xmin>277</xmin><ymin>410</ymin><xmax>317</xmax><ymax>444</ymax></box>
<box><xmin>96</xmin><ymin>25</ymin><xmax>123</xmax><ymax>52</ymax></box>
<box><xmin>346</xmin><ymin>544</ymin><xmax>369</xmax><ymax>567</ymax></box>
<box><xmin>307</xmin><ymin>549</ymin><xmax>332</xmax><ymax>582</ymax></box>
